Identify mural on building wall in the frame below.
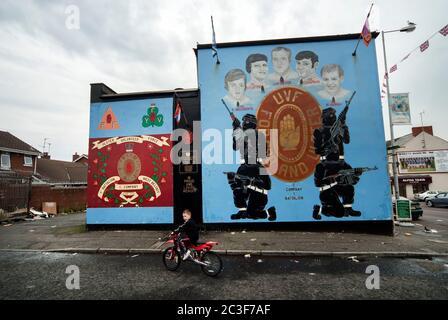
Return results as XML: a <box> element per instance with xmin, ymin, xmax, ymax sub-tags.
<box><xmin>198</xmin><ymin>37</ymin><xmax>391</xmax><ymax>223</ymax></box>
<box><xmin>87</xmin><ymin>134</ymin><xmax>172</xmax><ymax>208</ymax></box>
<box><xmin>87</xmin><ymin>98</ymin><xmax>174</xmax><ymax>224</ymax></box>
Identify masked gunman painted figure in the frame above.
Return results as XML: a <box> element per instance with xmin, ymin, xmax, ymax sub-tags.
<box><xmin>225</xmin><ymin>114</ymin><xmax>277</xmax><ymax>221</ymax></box>
<box><xmin>312</xmin><ymin>105</ymin><xmax>377</xmax><ymax>219</ymax></box>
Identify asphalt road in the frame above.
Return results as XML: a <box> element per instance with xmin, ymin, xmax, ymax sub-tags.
<box><xmin>0</xmin><ymin>251</ymin><xmax>447</xmax><ymax>300</ymax></box>
<box><xmin>421</xmin><ymin>204</ymin><xmax>448</xmax><ymax>227</ymax></box>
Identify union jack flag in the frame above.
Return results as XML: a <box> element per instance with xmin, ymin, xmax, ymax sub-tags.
<box><xmin>420</xmin><ymin>40</ymin><xmax>429</xmax><ymax>52</ymax></box>
<box><xmin>440</xmin><ymin>24</ymin><xmax>448</xmax><ymax>37</ymax></box>
<box><xmin>390</xmin><ymin>65</ymin><xmax>398</xmax><ymax>73</ymax></box>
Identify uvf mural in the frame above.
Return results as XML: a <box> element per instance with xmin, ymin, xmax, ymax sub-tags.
<box><xmin>197</xmin><ymin>35</ymin><xmax>392</xmax><ymax>223</ymax></box>
<box><xmin>87</xmin><ymin>98</ymin><xmax>174</xmax><ymax>224</ymax></box>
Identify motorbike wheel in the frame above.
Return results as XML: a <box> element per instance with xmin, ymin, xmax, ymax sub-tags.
<box><xmin>162</xmin><ymin>247</ymin><xmax>181</xmax><ymax>271</ymax></box>
<box><xmin>200</xmin><ymin>252</ymin><xmax>223</xmax><ymax>277</ymax></box>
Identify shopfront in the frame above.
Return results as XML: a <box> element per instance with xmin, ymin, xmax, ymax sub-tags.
<box><xmin>397</xmin><ymin>176</ymin><xmax>432</xmax><ymax>199</ymax></box>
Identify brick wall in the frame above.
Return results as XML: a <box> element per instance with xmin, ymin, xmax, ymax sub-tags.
<box><xmin>10</xmin><ymin>153</ymin><xmax>35</xmax><ymax>176</ymax></box>
<box><xmin>30</xmin><ymin>185</ymin><xmax>86</xmax><ymax>213</ymax></box>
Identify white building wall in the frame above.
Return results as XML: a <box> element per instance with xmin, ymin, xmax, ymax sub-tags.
<box><xmin>402</xmin><ymin>132</ymin><xmax>448</xmax><ymax>151</ymax></box>
<box><xmin>431</xmin><ymin>174</ymin><xmax>448</xmax><ymax>192</ymax></box>
<box><xmin>389</xmin><ymin>130</ymin><xmax>448</xmax><ymax>199</ymax></box>
<box><xmin>405</xmin><ymin>184</ymin><xmax>413</xmax><ymax>199</ymax></box>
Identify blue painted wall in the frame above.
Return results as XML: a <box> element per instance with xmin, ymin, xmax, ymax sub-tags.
<box><xmin>197</xmin><ymin>38</ymin><xmax>392</xmax><ymax>223</ymax></box>
<box><xmin>87</xmin><ymin>97</ymin><xmax>174</xmax><ymax>224</ymax></box>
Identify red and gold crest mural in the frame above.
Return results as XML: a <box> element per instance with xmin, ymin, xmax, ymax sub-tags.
<box><xmin>87</xmin><ymin>134</ymin><xmax>173</xmax><ymax>208</ymax></box>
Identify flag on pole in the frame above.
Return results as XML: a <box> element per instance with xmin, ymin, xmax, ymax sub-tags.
<box><xmin>420</xmin><ymin>40</ymin><xmax>429</xmax><ymax>52</ymax></box>
<box><xmin>439</xmin><ymin>24</ymin><xmax>448</xmax><ymax>36</ymax></box>
<box><xmin>211</xmin><ymin>16</ymin><xmax>220</xmax><ymax>64</ymax></box>
<box><xmin>361</xmin><ymin>17</ymin><xmax>372</xmax><ymax>47</ymax></box>
<box><xmin>174</xmin><ymin>100</ymin><xmax>182</xmax><ymax>125</ymax></box>
<box><xmin>352</xmin><ymin>3</ymin><xmax>374</xmax><ymax>56</ymax></box>
<box><xmin>390</xmin><ymin>65</ymin><xmax>398</xmax><ymax>73</ymax></box>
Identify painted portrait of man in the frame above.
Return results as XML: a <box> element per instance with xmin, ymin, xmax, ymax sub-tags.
<box><xmin>295</xmin><ymin>50</ymin><xmax>321</xmax><ymax>87</ymax></box>
<box><xmin>267</xmin><ymin>47</ymin><xmax>298</xmax><ymax>86</ymax></box>
<box><xmin>245</xmin><ymin>53</ymin><xmax>270</xmax><ymax>94</ymax></box>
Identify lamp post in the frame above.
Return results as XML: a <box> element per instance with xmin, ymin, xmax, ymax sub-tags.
<box><xmin>382</xmin><ymin>21</ymin><xmax>417</xmax><ymax>200</ymax></box>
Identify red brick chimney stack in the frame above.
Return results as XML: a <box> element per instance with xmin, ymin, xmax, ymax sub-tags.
<box><xmin>412</xmin><ymin>126</ymin><xmax>433</xmax><ymax>137</ymax></box>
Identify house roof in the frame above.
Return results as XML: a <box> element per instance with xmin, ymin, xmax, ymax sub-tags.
<box><xmin>386</xmin><ymin>133</ymin><xmax>414</xmax><ymax>148</ymax></box>
<box><xmin>35</xmin><ymin>158</ymin><xmax>87</xmax><ymax>184</ymax></box>
<box><xmin>73</xmin><ymin>154</ymin><xmax>88</xmax><ymax>163</ymax></box>
<box><xmin>0</xmin><ymin>131</ymin><xmax>41</xmax><ymax>156</ymax></box>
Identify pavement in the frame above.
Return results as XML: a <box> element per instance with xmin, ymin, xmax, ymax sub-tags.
<box><xmin>0</xmin><ymin>205</ymin><xmax>447</xmax><ymax>257</ymax></box>
<box><xmin>1</xmin><ymin>251</ymin><xmax>447</xmax><ymax>299</ymax></box>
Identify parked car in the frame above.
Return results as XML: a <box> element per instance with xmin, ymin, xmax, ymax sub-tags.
<box><xmin>392</xmin><ymin>196</ymin><xmax>423</xmax><ymax>221</ymax></box>
<box><xmin>426</xmin><ymin>192</ymin><xmax>448</xmax><ymax>208</ymax></box>
<box><xmin>414</xmin><ymin>190</ymin><xmax>440</xmax><ymax>202</ymax></box>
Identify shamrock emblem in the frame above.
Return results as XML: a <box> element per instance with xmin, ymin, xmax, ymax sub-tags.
<box><xmin>142</xmin><ymin>104</ymin><xmax>164</xmax><ymax>127</ymax></box>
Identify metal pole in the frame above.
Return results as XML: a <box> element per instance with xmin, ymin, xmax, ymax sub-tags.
<box><xmin>382</xmin><ymin>31</ymin><xmax>400</xmax><ymax>200</ymax></box>
<box><xmin>419</xmin><ymin>111</ymin><xmax>426</xmax><ymax>149</ymax></box>
<box><xmin>26</xmin><ymin>176</ymin><xmax>32</xmax><ymax>215</ymax></box>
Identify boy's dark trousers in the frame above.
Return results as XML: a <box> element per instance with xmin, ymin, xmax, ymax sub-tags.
<box><xmin>175</xmin><ymin>232</ymin><xmax>188</xmax><ymax>255</ymax></box>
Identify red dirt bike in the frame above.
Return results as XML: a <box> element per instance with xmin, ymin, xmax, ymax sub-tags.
<box><xmin>161</xmin><ymin>231</ymin><xmax>223</xmax><ymax>277</ymax></box>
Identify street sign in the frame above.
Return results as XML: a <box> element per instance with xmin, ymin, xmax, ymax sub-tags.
<box><xmin>396</xmin><ymin>200</ymin><xmax>412</xmax><ymax>221</ymax></box>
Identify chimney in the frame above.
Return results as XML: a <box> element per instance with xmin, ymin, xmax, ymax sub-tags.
<box><xmin>42</xmin><ymin>152</ymin><xmax>50</xmax><ymax>159</ymax></box>
<box><xmin>72</xmin><ymin>152</ymin><xmax>79</xmax><ymax>162</ymax></box>
<box><xmin>412</xmin><ymin>126</ymin><xmax>433</xmax><ymax>137</ymax></box>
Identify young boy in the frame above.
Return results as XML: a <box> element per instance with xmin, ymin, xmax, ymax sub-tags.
<box><xmin>175</xmin><ymin>209</ymin><xmax>199</xmax><ymax>260</ymax></box>
<box><xmin>317</xmin><ymin>64</ymin><xmax>351</xmax><ymax>105</ymax></box>
<box><xmin>222</xmin><ymin>69</ymin><xmax>252</xmax><ymax>112</ymax></box>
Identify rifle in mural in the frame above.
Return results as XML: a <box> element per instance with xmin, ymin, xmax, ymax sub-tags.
<box><xmin>221</xmin><ymin>99</ymin><xmax>240</xmax><ymax>127</ymax></box>
<box><xmin>323</xmin><ymin>166</ymin><xmax>378</xmax><ymax>185</ymax></box>
<box><xmin>323</xmin><ymin>91</ymin><xmax>356</xmax><ymax>156</ymax></box>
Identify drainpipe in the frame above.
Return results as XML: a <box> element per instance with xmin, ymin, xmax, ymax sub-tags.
<box><xmin>33</xmin><ymin>155</ymin><xmax>37</xmax><ymax>175</ymax></box>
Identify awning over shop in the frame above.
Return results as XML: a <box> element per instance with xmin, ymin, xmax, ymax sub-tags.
<box><xmin>396</xmin><ymin>175</ymin><xmax>433</xmax><ymax>184</ymax></box>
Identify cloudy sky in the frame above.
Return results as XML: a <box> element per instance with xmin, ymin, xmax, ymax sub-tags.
<box><xmin>0</xmin><ymin>0</ymin><xmax>447</xmax><ymax>161</ymax></box>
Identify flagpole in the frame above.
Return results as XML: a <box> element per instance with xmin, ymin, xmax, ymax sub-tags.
<box><xmin>382</xmin><ymin>31</ymin><xmax>400</xmax><ymax>202</ymax></box>
<box><xmin>352</xmin><ymin>3</ymin><xmax>374</xmax><ymax>56</ymax></box>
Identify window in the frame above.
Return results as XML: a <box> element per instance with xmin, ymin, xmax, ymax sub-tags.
<box><xmin>1</xmin><ymin>153</ymin><xmax>11</xmax><ymax>170</ymax></box>
<box><xmin>24</xmin><ymin>156</ymin><xmax>33</xmax><ymax>167</ymax></box>
<box><xmin>412</xmin><ymin>184</ymin><xmax>429</xmax><ymax>195</ymax></box>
